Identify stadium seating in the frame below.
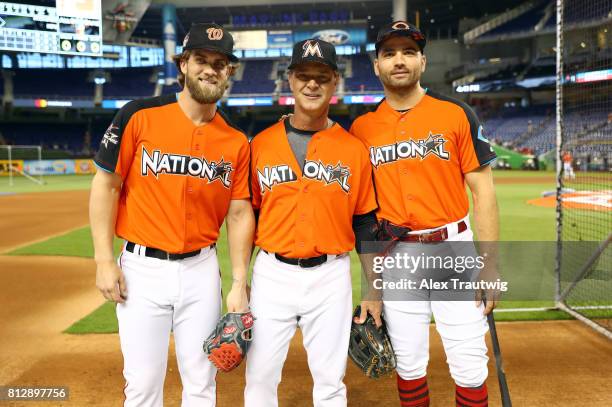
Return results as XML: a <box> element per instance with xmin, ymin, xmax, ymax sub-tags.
<box><xmin>13</xmin><ymin>69</ymin><xmax>93</xmax><ymax>98</ymax></box>
<box><xmin>344</xmin><ymin>54</ymin><xmax>383</xmax><ymax>92</ymax></box>
<box><xmin>478</xmin><ymin>64</ymin><xmax>528</xmax><ymax>82</ymax></box>
<box><xmin>484</xmin><ymin>106</ymin><xmax>611</xmax><ymax>157</ymax></box>
<box><xmin>483</xmin><ymin>105</ymin><xmax>553</xmax><ymax>152</ymax></box>
<box><xmin>231</xmin><ymin>10</ymin><xmax>349</xmax><ymax>27</ymax></box>
<box><xmin>480</xmin><ymin>1</ymin><xmax>551</xmax><ymax>39</ymax></box>
<box><xmin>548</xmin><ymin>0</ymin><xmax>611</xmax><ymax>25</ymax></box>
<box><xmin>5</xmin><ymin>100</ymin><xmax>606</xmax><ymax>158</ymax></box>
<box><xmin>230</xmin><ymin>60</ymin><xmax>276</xmax><ymax>94</ymax></box>
<box><xmin>105</xmin><ymin>68</ymin><xmax>156</xmax><ymax>99</ymax></box>
<box><xmin>476</xmin><ymin>0</ymin><xmax>610</xmax><ymax>41</ymax></box>
<box><xmin>0</xmin><ymin>122</ymin><xmax>87</xmax><ymax>151</ymax></box>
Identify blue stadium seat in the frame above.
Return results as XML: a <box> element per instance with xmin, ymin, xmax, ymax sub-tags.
<box><xmin>13</xmin><ymin>69</ymin><xmax>93</xmax><ymax>98</ymax></box>
<box><xmin>105</xmin><ymin>68</ymin><xmax>156</xmax><ymax>98</ymax></box>
<box><xmin>230</xmin><ymin>60</ymin><xmax>275</xmax><ymax>95</ymax></box>
<box><xmin>344</xmin><ymin>55</ymin><xmax>383</xmax><ymax>92</ymax></box>
<box><xmin>482</xmin><ymin>1</ymin><xmax>551</xmax><ymax>38</ymax></box>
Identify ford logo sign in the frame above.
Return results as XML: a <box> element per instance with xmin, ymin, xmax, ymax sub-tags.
<box><xmin>312</xmin><ymin>29</ymin><xmax>350</xmax><ymax>45</ymax></box>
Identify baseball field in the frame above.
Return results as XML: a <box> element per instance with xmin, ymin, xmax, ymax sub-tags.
<box><xmin>1</xmin><ymin>171</ymin><xmax>611</xmax><ymax>406</ymax></box>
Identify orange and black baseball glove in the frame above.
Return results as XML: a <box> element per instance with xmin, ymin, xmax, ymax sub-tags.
<box><xmin>203</xmin><ymin>312</ymin><xmax>254</xmax><ymax>372</ymax></box>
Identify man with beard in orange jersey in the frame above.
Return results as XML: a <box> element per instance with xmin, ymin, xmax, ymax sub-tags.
<box><xmin>90</xmin><ymin>23</ymin><xmax>254</xmax><ymax>406</ymax></box>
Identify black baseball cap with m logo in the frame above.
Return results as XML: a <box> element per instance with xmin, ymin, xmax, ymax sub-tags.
<box><xmin>182</xmin><ymin>22</ymin><xmax>239</xmax><ymax>63</ymax></box>
<box><xmin>288</xmin><ymin>39</ymin><xmax>338</xmax><ymax>71</ymax></box>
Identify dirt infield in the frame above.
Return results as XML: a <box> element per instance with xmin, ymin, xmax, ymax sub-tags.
<box><xmin>1</xmin><ymin>190</ymin><xmax>612</xmax><ymax>406</ymax></box>
<box><xmin>0</xmin><ymin>190</ymin><xmax>90</xmax><ymax>253</ymax></box>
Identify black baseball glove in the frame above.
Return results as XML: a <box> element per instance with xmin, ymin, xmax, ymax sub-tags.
<box><xmin>348</xmin><ymin>306</ymin><xmax>396</xmax><ymax>378</ymax></box>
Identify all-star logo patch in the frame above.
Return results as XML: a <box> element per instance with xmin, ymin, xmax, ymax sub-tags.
<box><xmin>303</xmin><ymin>160</ymin><xmax>351</xmax><ymax>192</ymax></box>
<box><xmin>370</xmin><ymin>133</ymin><xmax>450</xmax><ymax>167</ymax></box>
<box><xmin>257</xmin><ymin>160</ymin><xmax>351</xmax><ymax>193</ymax></box>
<box><xmin>141</xmin><ymin>146</ymin><xmax>233</xmax><ymax>188</ymax></box>
<box><xmin>257</xmin><ymin>164</ymin><xmax>298</xmax><ymax>192</ymax></box>
<box><xmin>101</xmin><ymin>124</ymin><xmax>119</xmax><ymax>148</ymax></box>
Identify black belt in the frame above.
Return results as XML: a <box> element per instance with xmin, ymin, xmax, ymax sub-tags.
<box><xmin>264</xmin><ymin>250</ymin><xmax>329</xmax><ymax>268</ymax></box>
<box><xmin>125</xmin><ymin>241</ymin><xmax>214</xmax><ymax>261</ymax></box>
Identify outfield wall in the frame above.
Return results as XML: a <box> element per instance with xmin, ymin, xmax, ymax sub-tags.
<box><xmin>491</xmin><ymin>144</ymin><xmax>534</xmax><ymax>169</ymax></box>
<box><xmin>0</xmin><ymin>159</ymin><xmax>95</xmax><ymax>176</ymax></box>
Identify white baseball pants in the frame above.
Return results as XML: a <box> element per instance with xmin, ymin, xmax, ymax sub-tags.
<box><xmin>244</xmin><ymin>250</ymin><xmax>353</xmax><ymax>407</ymax></box>
<box><xmin>383</xmin><ymin>216</ymin><xmax>489</xmax><ymax>388</ymax></box>
<box><xmin>116</xmin><ymin>245</ymin><xmax>221</xmax><ymax>407</ymax></box>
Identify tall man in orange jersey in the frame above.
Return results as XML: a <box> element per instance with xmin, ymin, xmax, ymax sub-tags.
<box><xmin>351</xmin><ymin>22</ymin><xmax>499</xmax><ymax>407</ymax></box>
<box><xmin>89</xmin><ymin>23</ymin><xmax>254</xmax><ymax>406</ymax></box>
<box><xmin>244</xmin><ymin>39</ymin><xmax>379</xmax><ymax>407</ymax></box>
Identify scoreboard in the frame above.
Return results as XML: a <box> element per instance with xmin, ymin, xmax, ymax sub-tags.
<box><xmin>0</xmin><ymin>0</ymin><xmax>102</xmax><ymax>56</ymax></box>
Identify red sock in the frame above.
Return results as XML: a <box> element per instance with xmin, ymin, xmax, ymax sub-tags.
<box><xmin>397</xmin><ymin>375</ymin><xmax>430</xmax><ymax>407</ymax></box>
<box><xmin>456</xmin><ymin>383</ymin><xmax>488</xmax><ymax>407</ymax></box>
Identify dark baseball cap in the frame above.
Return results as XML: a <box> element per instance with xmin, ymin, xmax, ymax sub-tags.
<box><xmin>375</xmin><ymin>21</ymin><xmax>426</xmax><ymax>54</ymax></box>
<box><xmin>182</xmin><ymin>23</ymin><xmax>238</xmax><ymax>63</ymax></box>
<box><xmin>288</xmin><ymin>39</ymin><xmax>338</xmax><ymax>71</ymax></box>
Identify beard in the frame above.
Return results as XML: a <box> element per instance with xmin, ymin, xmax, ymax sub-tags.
<box><xmin>379</xmin><ymin>70</ymin><xmax>421</xmax><ymax>93</ymax></box>
<box><xmin>185</xmin><ymin>74</ymin><xmax>227</xmax><ymax>104</ymax></box>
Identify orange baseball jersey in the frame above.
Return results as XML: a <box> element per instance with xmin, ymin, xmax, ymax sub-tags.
<box><xmin>350</xmin><ymin>90</ymin><xmax>497</xmax><ymax>230</ymax></box>
<box><xmin>250</xmin><ymin>120</ymin><xmax>377</xmax><ymax>258</ymax></box>
<box><xmin>94</xmin><ymin>94</ymin><xmax>250</xmax><ymax>253</ymax></box>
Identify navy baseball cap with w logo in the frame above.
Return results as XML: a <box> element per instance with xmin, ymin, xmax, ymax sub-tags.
<box><xmin>288</xmin><ymin>39</ymin><xmax>338</xmax><ymax>71</ymax></box>
<box><xmin>375</xmin><ymin>21</ymin><xmax>427</xmax><ymax>54</ymax></box>
<box><xmin>182</xmin><ymin>22</ymin><xmax>238</xmax><ymax>63</ymax></box>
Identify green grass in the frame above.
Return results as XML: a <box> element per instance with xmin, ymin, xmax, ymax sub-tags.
<box><xmin>493</xmin><ymin>309</ymin><xmax>573</xmax><ymax>321</ymax></box>
<box><xmin>492</xmin><ymin>170</ymin><xmax>555</xmax><ymax>179</ymax></box>
<box><xmin>8</xmin><ymin>170</ymin><xmax>608</xmax><ymax>333</ymax></box>
<box><xmin>9</xmin><ymin>226</ymin><xmax>123</xmax><ymax>257</ymax></box>
<box><xmin>0</xmin><ymin>174</ymin><xmax>93</xmax><ymax>194</ymax></box>
<box><xmin>64</xmin><ymin>302</ymin><xmax>118</xmax><ymax>334</ymax></box>
<box><xmin>496</xmin><ymin>182</ymin><xmax>556</xmax><ymax>241</ymax></box>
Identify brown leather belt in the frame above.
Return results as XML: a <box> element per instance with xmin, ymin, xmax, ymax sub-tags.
<box><xmin>399</xmin><ymin>220</ymin><xmax>467</xmax><ymax>243</ymax></box>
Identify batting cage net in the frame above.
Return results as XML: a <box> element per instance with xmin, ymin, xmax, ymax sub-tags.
<box><xmin>555</xmin><ymin>0</ymin><xmax>612</xmax><ymax>338</ymax></box>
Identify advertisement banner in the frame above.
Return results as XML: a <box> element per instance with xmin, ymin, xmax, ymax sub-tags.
<box><xmin>343</xmin><ymin>94</ymin><xmax>384</xmax><ymax>104</ymax></box>
<box><xmin>293</xmin><ymin>27</ymin><xmax>366</xmax><ymax>46</ymax></box>
<box><xmin>231</xmin><ymin>30</ymin><xmax>268</xmax><ymax>50</ymax></box>
<box><xmin>226</xmin><ymin>97</ymin><xmax>274</xmax><ymax>106</ymax></box>
<box><xmin>75</xmin><ymin>159</ymin><xmax>96</xmax><ymax>174</ymax></box>
<box><xmin>23</xmin><ymin>160</ymin><xmax>76</xmax><ymax>175</ymax></box>
<box><xmin>268</xmin><ymin>30</ymin><xmax>293</xmax><ymax>48</ymax></box>
<box><xmin>0</xmin><ymin>160</ymin><xmax>24</xmax><ymax>176</ymax></box>
<box><xmin>279</xmin><ymin>95</ymin><xmax>338</xmax><ymax>106</ymax></box>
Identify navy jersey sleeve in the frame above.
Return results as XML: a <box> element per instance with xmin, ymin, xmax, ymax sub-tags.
<box><xmin>462</xmin><ymin>104</ymin><xmax>497</xmax><ymax>167</ymax></box>
<box><xmin>94</xmin><ymin>102</ymin><xmax>140</xmax><ymax>176</ymax></box>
